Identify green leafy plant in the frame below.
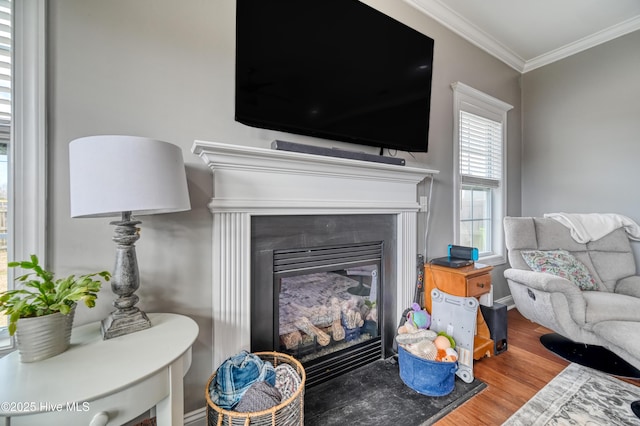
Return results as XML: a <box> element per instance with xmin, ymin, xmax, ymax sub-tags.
<box><xmin>0</xmin><ymin>254</ymin><xmax>111</xmax><ymax>336</ymax></box>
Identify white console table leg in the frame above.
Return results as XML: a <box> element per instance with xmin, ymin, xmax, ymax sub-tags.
<box><xmin>155</xmin><ymin>357</ymin><xmax>185</xmax><ymax>426</ymax></box>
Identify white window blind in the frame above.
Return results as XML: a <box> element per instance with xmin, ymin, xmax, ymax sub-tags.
<box><xmin>0</xmin><ymin>0</ymin><xmax>9</xmax><ymax>344</ymax></box>
<box><xmin>459</xmin><ymin>110</ymin><xmax>502</xmax><ymax>188</ymax></box>
<box><xmin>0</xmin><ymin>0</ymin><xmax>10</xmax><ymax>145</ymax></box>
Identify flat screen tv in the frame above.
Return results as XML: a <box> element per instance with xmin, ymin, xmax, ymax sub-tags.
<box><xmin>235</xmin><ymin>0</ymin><xmax>435</xmax><ymax>153</ymax></box>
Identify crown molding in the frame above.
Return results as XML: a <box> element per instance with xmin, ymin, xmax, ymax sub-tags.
<box><xmin>405</xmin><ymin>0</ymin><xmax>640</xmax><ymax>74</ymax></box>
<box><xmin>405</xmin><ymin>0</ymin><xmax>525</xmax><ymax>72</ymax></box>
<box><xmin>523</xmin><ymin>14</ymin><xmax>640</xmax><ymax>72</ymax></box>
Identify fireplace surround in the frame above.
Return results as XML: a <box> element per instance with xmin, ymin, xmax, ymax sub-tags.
<box><xmin>192</xmin><ymin>140</ymin><xmax>438</xmax><ymax>370</ymax></box>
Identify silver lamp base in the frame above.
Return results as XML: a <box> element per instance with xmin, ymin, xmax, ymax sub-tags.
<box><xmin>103</xmin><ymin>212</ymin><xmax>152</xmax><ymax>340</ymax></box>
<box><xmin>101</xmin><ymin>308</ymin><xmax>151</xmax><ymax>339</ymax></box>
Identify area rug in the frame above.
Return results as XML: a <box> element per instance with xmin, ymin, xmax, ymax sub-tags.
<box><xmin>305</xmin><ymin>357</ymin><xmax>486</xmax><ymax>425</ymax></box>
<box><xmin>503</xmin><ymin>363</ymin><xmax>640</xmax><ymax>425</ymax></box>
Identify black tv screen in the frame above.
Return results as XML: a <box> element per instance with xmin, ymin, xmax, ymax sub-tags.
<box><xmin>235</xmin><ymin>0</ymin><xmax>434</xmax><ymax>153</ymax></box>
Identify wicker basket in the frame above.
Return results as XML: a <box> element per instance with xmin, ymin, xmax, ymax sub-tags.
<box><xmin>206</xmin><ymin>351</ymin><xmax>306</xmax><ymax>426</ymax></box>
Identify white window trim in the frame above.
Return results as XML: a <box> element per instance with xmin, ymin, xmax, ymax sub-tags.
<box><xmin>452</xmin><ymin>82</ymin><xmax>512</xmax><ymax>266</ymax></box>
<box><xmin>0</xmin><ymin>0</ymin><xmax>47</xmax><ymax>355</ymax></box>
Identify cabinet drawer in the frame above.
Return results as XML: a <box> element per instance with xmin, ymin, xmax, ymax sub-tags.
<box><xmin>467</xmin><ymin>274</ymin><xmax>490</xmax><ymax>297</ymax></box>
<box><xmin>6</xmin><ymin>367</ymin><xmax>169</xmax><ymax>426</ymax></box>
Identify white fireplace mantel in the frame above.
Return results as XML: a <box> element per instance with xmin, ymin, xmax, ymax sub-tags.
<box><xmin>192</xmin><ymin>140</ymin><xmax>438</xmax><ymax>368</ymax></box>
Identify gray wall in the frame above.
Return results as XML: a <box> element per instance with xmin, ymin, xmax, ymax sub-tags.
<box><xmin>48</xmin><ymin>0</ymin><xmax>521</xmax><ymax>413</ymax></box>
<box><xmin>361</xmin><ymin>0</ymin><xmax>522</xmax><ymax>301</ymax></box>
<box><xmin>521</xmin><ymin>30</ymin><xmax>640</xmax><ymax>263</ymax></box>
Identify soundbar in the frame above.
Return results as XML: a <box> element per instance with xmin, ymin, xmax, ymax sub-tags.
<box><xmin>271</xmin><ymin>140</ymin><xmax>406</xmax><ymax>166</ymax></box>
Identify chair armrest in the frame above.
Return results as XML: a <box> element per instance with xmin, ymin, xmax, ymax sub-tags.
<box><xmin>615</xmin><ymin>275</ymin><xmax>640</xmax><ymax>298</ymax></box>
<box><xmin>505</xmin><ymin>268</ymin><xmax>588</xmax><ymax>328</ymax></box>
<box><xmin>504</xmin><ymin>268</ymin><xmax>583</xmax><ymax>296</ymax></box>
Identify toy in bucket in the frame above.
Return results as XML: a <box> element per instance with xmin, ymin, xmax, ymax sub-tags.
<box><xmin>398</xmin><ymin>345</ymin><xmax>458</xmax><ymax>396</ymax></box>
<box><xmin>395</xmin><ymin>303</ymin><xmax>460</xmax><ymax>396</ymax></box>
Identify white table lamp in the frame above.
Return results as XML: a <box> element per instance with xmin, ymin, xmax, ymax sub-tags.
<box><xmin>69</xmin><ymin>135</ymin><xmax>191</xmax><ymax>339</ymax></box>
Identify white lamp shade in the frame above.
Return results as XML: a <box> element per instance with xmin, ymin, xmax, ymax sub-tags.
<box><xmin>69</xmin><ymin>135</ymin><xmax>191</xmax><ymax>218</ymax></box>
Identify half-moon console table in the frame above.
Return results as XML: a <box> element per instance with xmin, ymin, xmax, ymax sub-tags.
<box><xmin>0</xmin><ymin>313</ymin><xmax>198</xmax><ymax>426</ymax></box>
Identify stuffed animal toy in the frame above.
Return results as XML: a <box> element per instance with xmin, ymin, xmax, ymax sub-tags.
<box><xmin>436</xmin><ymin>331</ymin><xmax>456</xmax><ymax>349</ymax></box>
<box><xmin>433</xmin><ymin>335</ymin><xmax>451</xmax><ymax>350</ymax></box>
<box><xmin>406</xmin><ymin>302</ymin><xmax>431</xmax><ymax>329</ymax></box>
<box><xmin>443</xmin><ymin>347</ymin><xmax>458</xmax><ymax>362</ymax></box>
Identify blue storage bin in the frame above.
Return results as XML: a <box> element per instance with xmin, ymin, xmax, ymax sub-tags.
<box><xmin>397</xmin><ymin>345</ymin><xmax>457</xmax><ymax>396</ymax></box>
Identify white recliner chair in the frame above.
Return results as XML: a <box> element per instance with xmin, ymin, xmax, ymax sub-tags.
<box><xmin>503</xmin><ymin>216</ymin><xmax>640</xmax><ymax>373</ymax></box>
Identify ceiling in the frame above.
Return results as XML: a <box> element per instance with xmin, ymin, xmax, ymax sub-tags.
<box><xmin>405</xmin><ymin>0</ymin><xmax>640</xmax><ymax>73</ymax></box>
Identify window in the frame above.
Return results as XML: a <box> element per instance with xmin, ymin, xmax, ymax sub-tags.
<box><xmin>452</xmin><ymin>82</ymin><xmax>512</xmax><ymax>265</ymax></box>
<box><xmin>0</xmin><ymin>0</ymin><xmax>47</xmax><ymax>353</ymax></box>
<box><xmin>0</xmin><ymin>0</ymin><xmax>11</xmax><ymax>337</ymax></box>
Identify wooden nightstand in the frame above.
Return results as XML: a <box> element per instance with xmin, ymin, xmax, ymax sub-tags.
<box><xmin>424</xmin><ymin>262</ymin><xmax>494</xmax><ymax>360</ymax></box>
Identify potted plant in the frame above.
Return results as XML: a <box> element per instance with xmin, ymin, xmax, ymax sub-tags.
<box><xmin>0</xmin><ymin>254</ymin><xmax>111</xmax><ymax>362</ymax></box>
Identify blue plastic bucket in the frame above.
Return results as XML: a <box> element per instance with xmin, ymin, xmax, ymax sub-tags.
<box><xmin>397</xmin><ymin>345</ymin><xmax>458</xmax><ymax>396</ymax></box>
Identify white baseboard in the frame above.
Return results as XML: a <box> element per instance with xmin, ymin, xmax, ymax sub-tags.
<box><xmin>495</xmin><ymin>294</ymin><xmax>515</xmax><ymax>309</ymax></box>
<box><xmin>184</xmin><ymin>407</ymin><xmax>206</xmax><ymax>426</ymax></box>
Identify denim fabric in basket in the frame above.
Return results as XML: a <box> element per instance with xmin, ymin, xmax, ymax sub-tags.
<box><xmin>209</xmin><ymin>350</ymin><xmax>276</xmax><ymax>410</ymax></box>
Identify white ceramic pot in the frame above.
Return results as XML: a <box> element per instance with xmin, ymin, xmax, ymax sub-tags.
<box><xmin>15</xmin><ymin>305</ymin><xmax>76</xmax><ymax>363</ymax></box>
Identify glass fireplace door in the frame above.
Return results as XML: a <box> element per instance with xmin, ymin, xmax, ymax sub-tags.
<box><xmin>274</xmin><ymin>242</ymin><xmax>383</xmax><ymax>371</ymax></box>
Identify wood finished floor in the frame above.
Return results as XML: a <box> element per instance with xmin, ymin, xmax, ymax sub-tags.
<box><xmin>435</xmin><ymin>308</ymin><xmax>640</xmax><ymax>425</ymax></box>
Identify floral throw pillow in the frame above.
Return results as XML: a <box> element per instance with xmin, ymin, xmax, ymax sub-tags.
<box><xmin>520</xmin><ymin>249</ymin><xmax>598</xmax><ymax>291</ymax></box>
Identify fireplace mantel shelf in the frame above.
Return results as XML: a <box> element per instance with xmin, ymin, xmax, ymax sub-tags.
<box><xmin>193</xmin><ymin>140</ymin><xmax>439</xmax><ymax>368</ymax></box>
<box><xmin>192</xmin><ymin>140</ymin><xmax>438</xmax><ymax>214</ymax></box>
<box><xmin>192</xmin><ymin>140</ymin><xmax>437</xmax><ymax>177</ymax></box>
